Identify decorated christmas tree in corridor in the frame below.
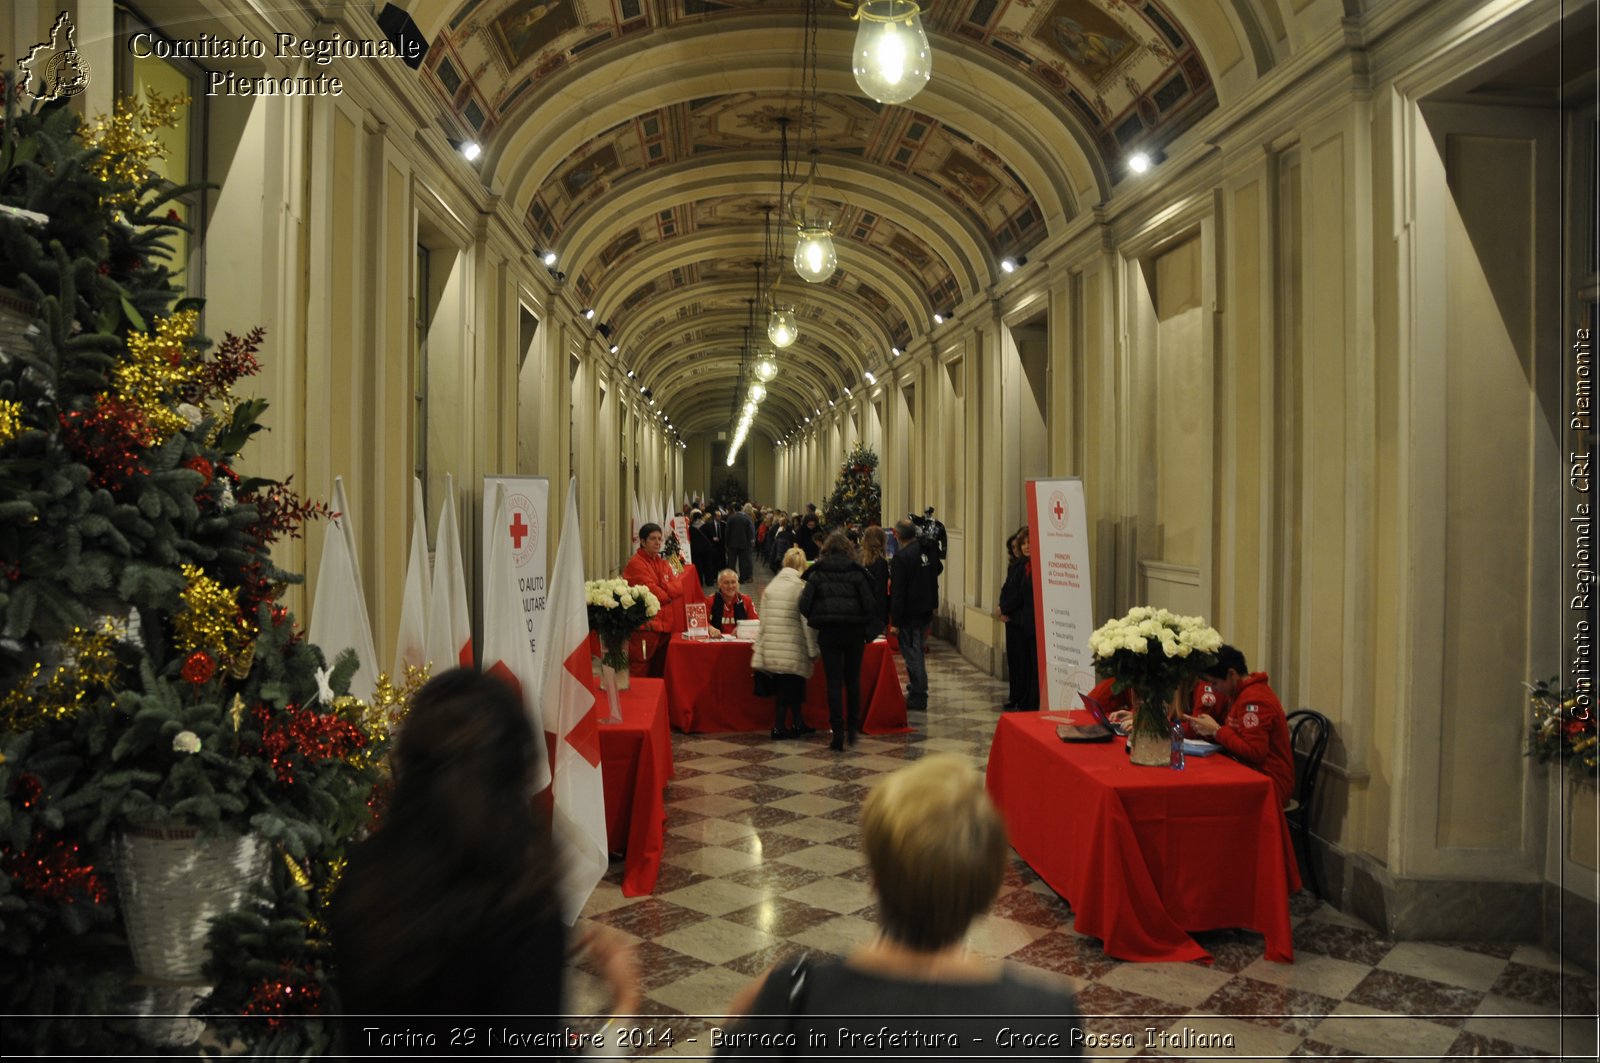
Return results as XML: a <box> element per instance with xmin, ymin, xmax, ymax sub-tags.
<box><xmin>0</xmin><ymin>86</ymin><xmax>392</xmax><ymax>1054</ymax></box>
<box><xmin>823</xmin><ymin>445</ymin><xmax>882</xmax><ymax>529</ymax></box>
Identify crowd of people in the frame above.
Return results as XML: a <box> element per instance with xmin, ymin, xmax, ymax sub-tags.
<box><xmin>327</xmin><ymin>501</ymin><xmax>1300</xmax><ymax>1055</ymax></box>
<box><xmin>331</xmin><ymin>669</ymin><xmax>1083</xmax><ymax>1055</ymax></box>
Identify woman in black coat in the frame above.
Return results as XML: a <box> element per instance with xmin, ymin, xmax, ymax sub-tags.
<box><xmin>799</xmin><ymin>531</ymin><xmax>878</xmax><ymax>751</ymax></box>
<box><xmin>997</xmin><ymin>526</ymin><xmax>1038</xmax><ymax>711</ymax></box>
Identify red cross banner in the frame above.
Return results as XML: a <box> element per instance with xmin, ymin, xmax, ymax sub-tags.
<box><xmin>1026</xmin><ymin>478</ymin><xmax>1096</xmax><ymax>710</ymax></box>
<box><xmin>481</xmin><ymin>475</ymin><xmax>551</xmax><ymax>663</ymax></box>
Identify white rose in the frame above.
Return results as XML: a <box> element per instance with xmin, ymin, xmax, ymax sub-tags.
<box><xmin>177</xmin><ymin>403</ymin><xmax>203</xmax><ymax>428</ymax></box>
<box><xmin>172</xmin><ymin>731</ymin><xmax>202</xmax><ymax>754</ymax></box>
<box><xmin>640</xmin><ymin>588</ymin><xmax>661</xmax><ymax>616</ymax></box>
<box><xmin>1125</xmin><ymin>634</ymin><xmax>1148</xmax><ymax>654</ymax></box>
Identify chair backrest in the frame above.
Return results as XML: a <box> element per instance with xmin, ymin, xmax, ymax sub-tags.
<box><xmin>1285</xmin><ymin>709</ymin><xmax>1331</xmax><ymax>814</ymax></box>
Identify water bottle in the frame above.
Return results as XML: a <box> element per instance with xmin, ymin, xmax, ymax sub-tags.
<box><xmin>1169</xmin><ymin>719</ymin><xmax>1186</xmax><ymax>771</ymax></box>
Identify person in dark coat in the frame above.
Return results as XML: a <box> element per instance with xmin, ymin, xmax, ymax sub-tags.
<box><xmin>770</xmin><ymin>514</ymin><xmax>796</xmax><ymax>572</ymax></box>
<box><xmin>796</xmin><ymin>513</ymin><xmax>822</xmax><ymax>561</ymax></box>
<box><xmin>799</xmin><ymin>531</ymin><xmax>877</xmax><ymax>751</ymax></box>
<box><xmin>859</xmin><ymin>525</ymin><xmax>890</xmax><ymax>639</ymax></box>
<box><xmin>725</xmin><ymin>503</ymin><xmax>757</xmax><ymax>582</ymax></box>
<box><xmin>997</xmin><ymin>525</ymin><xmax>1038</xmax><ymax>711</ymax></box>
<box><xmin>889</xmin><ymin>519</ymin><xmax>938</xmax><ymax>711</ymax></box>
<box><xmin>331</xmin><ymin>670</ymin><xmax>637</xmax><ymax>1049</ymax></box>
<box><xmin>688</xmin><ymin>510</ymin><xmax>717</xmax><ymax>588</ymax></box>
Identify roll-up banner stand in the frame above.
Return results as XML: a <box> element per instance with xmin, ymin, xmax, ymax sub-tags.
<box><xmin>482</xmin><ymin>475</ymin><xmax>552</xmax><ymax>660</ymax></box>
<box><xmin>1025</xmin><ymin>478</ymin><xmax>1096</xmax><ymax>710</ymax></box>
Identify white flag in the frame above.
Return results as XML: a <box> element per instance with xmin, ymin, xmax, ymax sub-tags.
<box><xmin>308</xmin><ymin>476</ymin><xmax>378</xmax><ymax>701</ymax></box>
<box><xmin>540</xmin><ymin>478</ymin><xmax>608</xmax><ymax>922</ymax></box>
<box><xmin>482</xmin><ymin>484</ymin><xmax>552</xmax><ymax>793</ymax></box>
<box><xmin>630</xmin><ymin>487</ymin><xmax>644</xmax><ymax>548</ymax></box>
<box><xmin>426</xmin><ymin>473</ymin><xmax>474</xmax><ymax>671</ymax></box>
<box><xmin>393</xmin><ymin>476</ymin><xmax>432</xmax><ymax>678</ymax></box>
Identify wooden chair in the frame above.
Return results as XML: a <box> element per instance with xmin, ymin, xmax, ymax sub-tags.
<box><xmin>1284</xmin><ymin>709</ymin><xmax>1331</xmax><ymax>898</ymax></box>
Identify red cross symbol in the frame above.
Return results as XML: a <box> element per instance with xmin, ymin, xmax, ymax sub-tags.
<box><xmin>510</xmin><ymin>511</ymin><xmax>529</xmax><ymax>548</ymax></box>
<box><xmin>1052</xmin><ymin>498</ymin><xmax>1065</xmax><ymax>522</ymax></box>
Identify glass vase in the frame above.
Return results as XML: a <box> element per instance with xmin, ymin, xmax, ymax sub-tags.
<box><xmin>1128</xmin><ymin>689</ymin><xmax>1178</xmax><ymax>767</ymax></box>
<box><xmin>596</xmin><ymin>632</ymin><xmax>631</xmax><ymax>691</ymax></box>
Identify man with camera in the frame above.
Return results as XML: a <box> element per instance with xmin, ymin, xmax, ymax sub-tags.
<box><xmin>890</xmin><ymin>519</ymin><xmax>938</xmax><ymax>711</ymax></box>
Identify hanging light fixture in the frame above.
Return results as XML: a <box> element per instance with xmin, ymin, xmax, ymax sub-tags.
<box><xmin>788</xmin><ymin>0</ymin><xmax>838</xmax><ymax>284</ymax></box>
<box><xmin>762</xmin><ymin>204</ymin><xmax>800</xmax><ymax>346</ymax></box>
<box><xmin>754</xmin><ymin>352</ymin><xmax>779</xmax><ymax>382</ymax></box>
<box><xmin>850</xmin><ymin>0</ymin><xmax>932</xmax><ymax>105</ymax></box>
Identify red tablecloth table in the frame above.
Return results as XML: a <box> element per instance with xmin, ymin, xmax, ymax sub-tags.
<box><xmin>985</xmin><ymin>710</ymin><xmax>1299</xmax><ymax>964</ymax></box>
<box><xmin>661</xmin><ymin>636</ymin><xmax>910</xmax><ymax>735</ymax></box>
<box><xmin>598</xmin><ymin>678</ymin><xmax>673</xmax><ymax>896</ymax></box>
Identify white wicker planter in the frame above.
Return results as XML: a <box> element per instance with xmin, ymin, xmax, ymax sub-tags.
<box><xmin>112</xmin><ymin>822</ymin><xmax>269</xmax><ymax>983</ymax></box>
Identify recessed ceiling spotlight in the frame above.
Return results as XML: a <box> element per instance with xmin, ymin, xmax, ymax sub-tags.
<box><xmin>459</xmin><ymin>140</ymin><xmax>482</xmax><ymax>162</ymax></box>
<box><xmin>609</xmin><ymin>344</ymin><xmax>619</xmax><ymax>354</ymax></box>
<box><xmin>891</xmin><ymin>347</ymin><xmax>900</xmax><ymax>357</ymax></box>
<box><xmin>1000</xmin><ymin>257</ymin><xmax>1016</xmax><ymax>273</ymax></box>
<box><xmin>932</xmin><ymin>313</ymin><xmax>943</xmax><ymax>325</ymax></box>
<box><xmin>864</xmin><ymin>370</ymin><xmax>876</xmax><ymax>384</ymax></box>
<box><xmin>1128</xmin><ymin>151</ymin><xmax>1151</xmax><ymax>174</ymax></box>
<box><xmin>542</xmin><ymin>250</ymin><xmax>558</xmax><ymax>267</ymax></box>
<box><xmin>583</xmin><ymin>307</ymin><xmax>596</xmax><ymax>320</ymax></box>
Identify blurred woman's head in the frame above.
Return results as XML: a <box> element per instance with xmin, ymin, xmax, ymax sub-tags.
<box><xmin>392</xmin><ymin>668</ymin><xmax>540</xmax><ymax>803</ymax></box>
<box><xmin>860</xmin><ymin>525</ymin><xmax>887</xmax><ymax>566</ymax></box>
<box><xmin>862</xmin><ymin>754</ymin><xmax>1008</xmax><ymax>951</ymax></box>
<box><xmin>820</xmin><ymin>530</ymin><xmax>855</xmax><ymax>559</ymax></box>
<box><xmin>782</xmin><ymin>547</ymin><xmax>808</xmax><ymax>572</ymax></box>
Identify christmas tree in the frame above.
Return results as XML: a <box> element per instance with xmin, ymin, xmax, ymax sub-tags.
<box><xmin>823</xmin><ymin>445</ymin><xmax>881</xmax><ymax>530</ymax></box>
<box><xmin>0</xmin><ymin>86</ymin><xmax>392</xmax><ymax>1053</ymax></box>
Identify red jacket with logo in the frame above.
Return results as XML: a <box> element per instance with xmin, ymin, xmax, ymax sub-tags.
<box><xmin>1085</xmin><ymin>678</ymin><xmax>1226</xmax><ymax>736</ymax></box>
<box><xmin>623</xmin><ymin>550</ymin><xmax>681</xmax><ymax>633</ymax></box>
<box><xmin>1212</xmin><ymin>673</ymin><xmax>1295</xmax><ymax>806</ymax></box>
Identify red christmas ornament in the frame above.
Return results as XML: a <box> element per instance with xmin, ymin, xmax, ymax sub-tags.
<box><xmin>59</xmin><ymin>397</ymin><xmax>153</xmax><ymax>490</ymax></box>
<box><xmin>183</xmin><ymin>455</ymin><xmax>214</xmax><ymax>485</ymax></box>
<box><xmin>181</xmin><ymin>650</ymin><xmax>216</xmax><ymax>684</ymax></box>
<box><xmin>3</xmin><ymin>835</ymin><xmax>109</xmax><ymax>904</ymax></box>
<box><xmin>253</xmin><ymin>700</ymin><xmax>366</xmax><ymax>785</ymax></box>
<box><xmin>241</xmin><ymin>962</ymin><xmax>323</xmax><ymax>1029</ymax></box>
<box><xmin>10</xmin><ymin>773</ymin><xmax>43</xmax><ymax>810</ymax></box>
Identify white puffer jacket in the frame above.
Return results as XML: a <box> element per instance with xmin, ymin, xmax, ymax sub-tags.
<box><xmin>751</xmin><ymin>568</ymin><xmax>819</xmax><ymax>679</ymax></box>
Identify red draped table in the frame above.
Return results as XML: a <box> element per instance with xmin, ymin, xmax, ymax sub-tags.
<box><xmin>661</xmin><ymin>636</ymin><xmax>910</xmax><ymax>735</ymax></box>
<box><xmin>985</xmin><ymin>710</ymin><xmax>1298</xmax><ymax>964</ymax></box>
<box><xmin>599</xmin><ymin>678</ymin><xmax>673</xmax><ymax>896</ymax></box>
<box><xmin>666</xmin><ymin>564</ymin><xmax>699</xmax><ymax>631</ymax></box>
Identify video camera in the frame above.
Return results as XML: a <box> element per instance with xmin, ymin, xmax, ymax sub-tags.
<box><xmin>907</xmin><ymin>506</ymin><xmax>947</xmax><ymax>562</ymax></box>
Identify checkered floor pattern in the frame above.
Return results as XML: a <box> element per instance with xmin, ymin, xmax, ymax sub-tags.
<box><xmin>568</xmin><ymin>638</ymin><xmax>1597</xmax><ymax>1060</ymax></box>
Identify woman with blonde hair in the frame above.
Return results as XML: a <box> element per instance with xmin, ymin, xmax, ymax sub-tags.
<box><xmin>858</xmin><ymin>525</ymin><xmax>889</xmax><ymax>639</ymax></box>
<box><xmin>719</xmin><ymin>755</ymin><xmax>1081</xmax><ymax>1055</ymax></box>
<box><xmin>751</xmin><ymin>547</ymin><xmax>819</xmax><ymax>739</ymax></box>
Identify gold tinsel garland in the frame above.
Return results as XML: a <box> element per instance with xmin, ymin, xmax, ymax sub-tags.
<box><xmin>0</xmin><ymin>623</ymin><xmax>119</xmax><ymax>732</ymax></box>
<box><xmin>175</xmin><ymin>563</ymin><xmax>247</xmax><ymax>664</ymax></box>
<box><xmin>0</xmin><ymin>399</ymin><xmax>23</xmax><ymax>445</ymax></box>
<box><xmin>79</xmin><ymin>91</ymin><xmax>188</xmax><ymax>206</ymax></box>
<box><xmin>115</xmin><ymin>309</ymin><xmax>201</xmax><ymax>441</ymax></box>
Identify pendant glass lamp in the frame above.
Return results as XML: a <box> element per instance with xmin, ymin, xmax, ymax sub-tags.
<box><xmin>748</xmin><ymin>382</ymin><xmax>768</xmax><ymax>403</ymax></box>
<box><xmin>852</xmin><ymin>1</ymin><xmax>932</xmax><ymax>105</ymax></box>
<box><xmin>768</xmin><ymin>306</ymin><xmax>798</xmax><ymax>347</ymax></box>
<box><xmin>794</xmin><ymin>226</ymin><xmax>837</xmax><ymax>283</ymax></box>
<box><xmin>754</xmin><ymin>353</ymin><xmax>779</xmax><ymax>382</ymax></box>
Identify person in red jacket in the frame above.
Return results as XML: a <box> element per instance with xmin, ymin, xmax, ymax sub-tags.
<box><xmin>1183</xmin><ymin>645</ymin><xmax>1295</xmax><ymax>807</ymax></box>
<box><xmin>622</xmin><ymin>523</ymin><xmax>681</xmax><ymax>677</ymax></box>
<box><xmin>1090</xmin><ymin>677</ymin><xmax>1227</xmax><ymax>735</ymax></box>
<box><xmin>706</xmin><ymin>568</ymin><xmax>758</xmax><ymax>636</ymax></box>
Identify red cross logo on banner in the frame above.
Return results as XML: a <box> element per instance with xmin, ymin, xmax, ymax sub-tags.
<box><xmin>1052</xmin><ymin>498</ymin><xmax>1065</xmax><ymax>521</ymax></box>
<box><xmin>510</xmin><ymin>512</ymin><xmax>529</xmax><ymax>548</ymax></box>
<box><xmin>1048</xmin><ymin>490</ymin><xmax>1069</xmax><ymax>531</ymax></box>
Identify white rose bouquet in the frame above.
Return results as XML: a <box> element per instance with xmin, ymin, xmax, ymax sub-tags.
<box><xmin>1089</xmin><ymin>606</ymin><xmax>1223</xmax><ymax>738</ymax></box>
<box><xmin>584</xmin><ymin>578</ymin><xmax>662</xmax><ymax>671</ymax></box>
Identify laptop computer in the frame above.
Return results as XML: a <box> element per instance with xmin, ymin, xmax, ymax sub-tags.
<box><xmin>1056</xmin><ymin>690</ymin><xmax>1126</xmax><ymax>743</ymax></box>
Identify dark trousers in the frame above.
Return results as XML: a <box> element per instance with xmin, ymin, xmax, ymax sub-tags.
<box><xmin>773</xmin><ymin>673</ymin><xmax>807</xmax><ymax>730</ymax></box>
<box><xmin>1006</xmin><ymin>626</ymin><xmax>1038</xmax><ymax>710</ymax></box>
<box><xmin>818</xmin><ymin>630</ymin><xmax>866</xmax><ymax>737</ymax></box>
<box><xmin>728</xmin><ymin>547</ymin><xmax>753</xmax><ymax>583</ymax></box>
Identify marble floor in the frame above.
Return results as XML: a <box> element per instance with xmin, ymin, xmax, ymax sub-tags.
<box><xmin>569</xmin><ymin>632</ymin><xmax>1598</xmax><ymax>1060</ymax></box>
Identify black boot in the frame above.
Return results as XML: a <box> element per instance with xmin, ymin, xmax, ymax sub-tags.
<box><xmin>829</xmin><ymin>731</ymin><xmax>845</xmax><ymax>752</ymax></box>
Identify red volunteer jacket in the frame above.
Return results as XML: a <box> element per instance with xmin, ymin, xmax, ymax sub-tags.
<box><xmin>1211</xmin><ymin>673</ymin><xmax>1295</xmax><ymax>807</ymax></box>
<box><xmin>622</xmin><ymin>550</ymin><xmax>681</xmax><ymax>632</ymax></box>
<box><xmin>707</xmin><ymin>592</ymin><xmax>758</xmax><ymax>635</ymax></box>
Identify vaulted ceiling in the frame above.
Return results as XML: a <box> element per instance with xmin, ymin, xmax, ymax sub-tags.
<box><xmin>400</xmin><ymin>0</ymin><xmax>1281</xmax><ymax>436</ymax></box>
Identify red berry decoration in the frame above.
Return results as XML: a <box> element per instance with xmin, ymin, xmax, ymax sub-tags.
<box><xmin>184</xmin><ymin>455</ymin><xmax>214</xmax><ymax>485</ymax></box>
<box><xmin>181</xmin><ymin>650</ymin><xmax>216</xmax><ymax>684</ymax></box>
